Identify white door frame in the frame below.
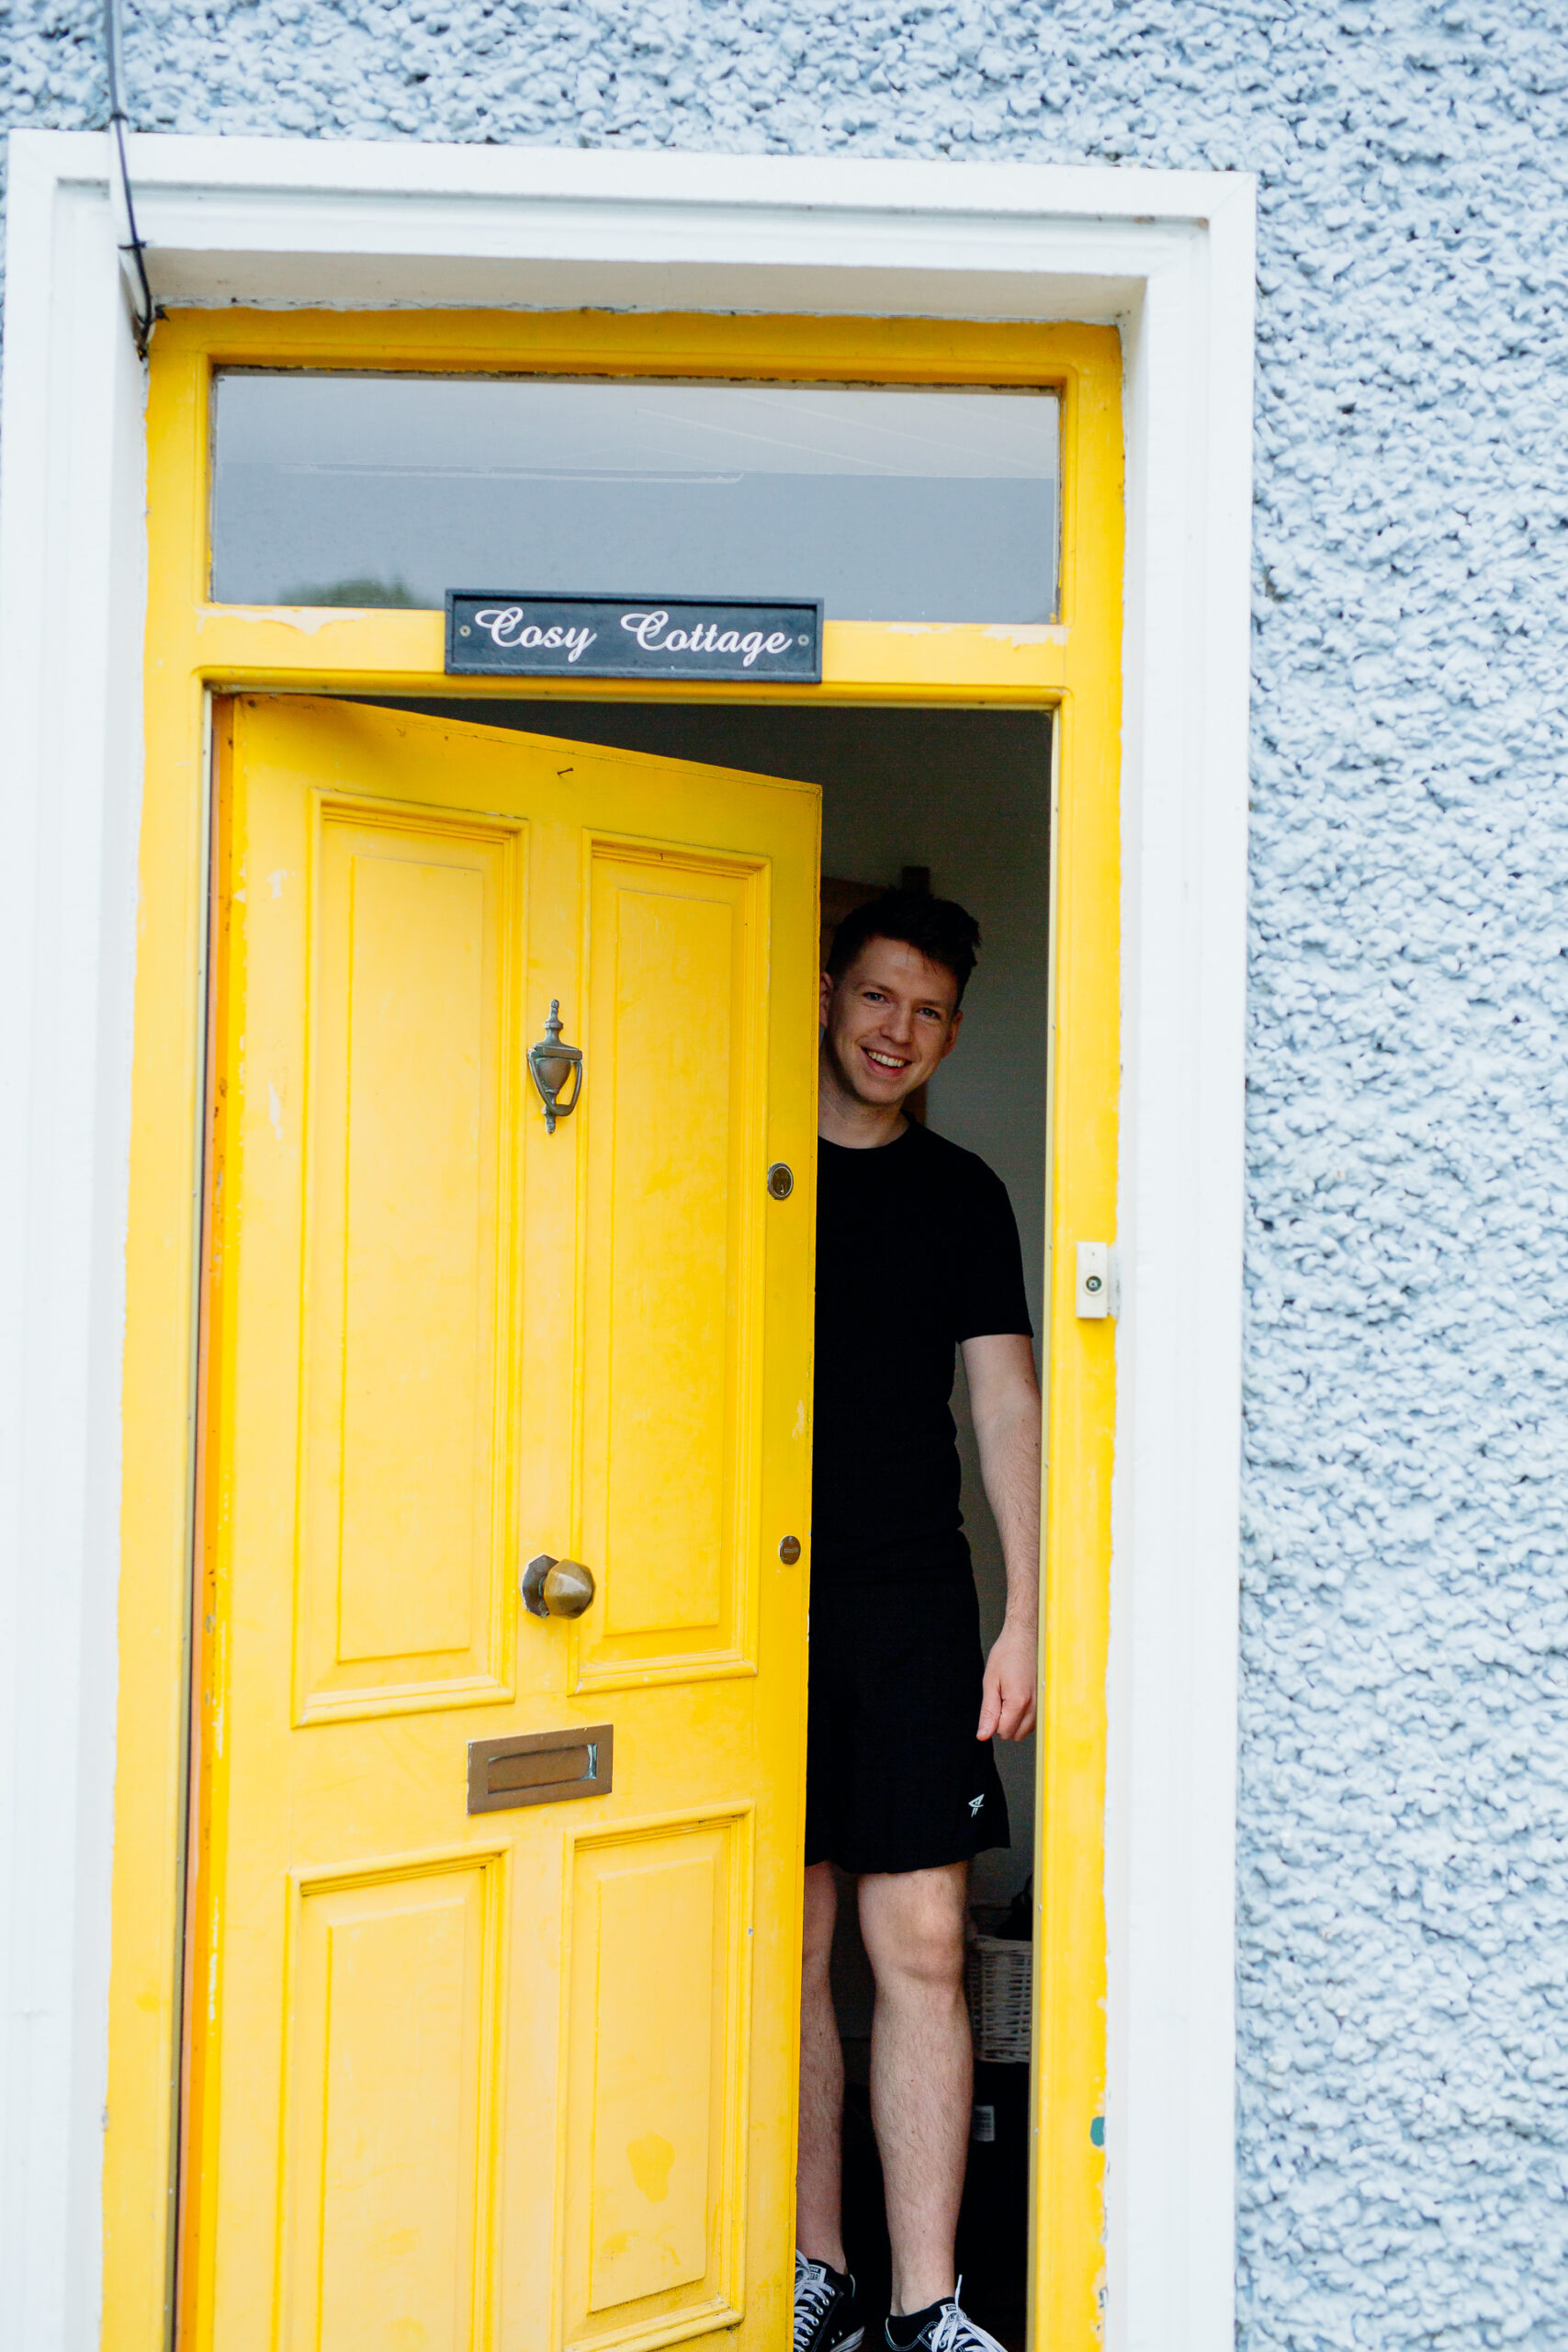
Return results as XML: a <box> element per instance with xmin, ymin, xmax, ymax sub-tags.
<box><xmin>0</xmin><ymin>130</ymin><xmax>1255</xmax><ymax>2352</ymax></box>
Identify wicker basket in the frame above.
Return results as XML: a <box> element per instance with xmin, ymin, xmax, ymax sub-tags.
<box><xmin>965</xmin><ymin>1933</ymin><xmax>1032</xmax><ymax>2065</ymax></box>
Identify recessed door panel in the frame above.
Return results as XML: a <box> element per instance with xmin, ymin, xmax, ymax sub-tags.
<box><xmin>299</xmin><ymin>807</ymin><xmax>522</xmax><ymax>1722</ymax></box>
<box><xmin>280</xmin><ymin>1856</ymin><xmax>502</xmax><ymax>2352</ymax></box>
<box><xmin>563</xmin><ymin>1814</ymin><xmax>750</xmax><ymax>2350</ymax></box>
<box><xmin>189</xmin><ymin>698</ymin><xmax>818</xmax><ymax>2352</ymax></box>
<box><xmin>577</xmin><ymin>849</ymin><xmax>766</xmax><ymax>1688</ymax></box>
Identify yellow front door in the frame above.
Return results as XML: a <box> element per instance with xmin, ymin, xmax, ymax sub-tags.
<box><xmin>186</xmin><ymin>695</ymin><xmax>820</xmax><ymax>2352</ymax></box>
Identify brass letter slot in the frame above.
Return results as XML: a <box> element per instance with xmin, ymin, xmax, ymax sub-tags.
<box><xmin>467</xmin><ymin>1724</ymin><xmax>613</xmax><ymax>1815</ymax></box>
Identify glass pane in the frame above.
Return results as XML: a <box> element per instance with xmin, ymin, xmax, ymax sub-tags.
<box><xmin>210</xmin><ymin>374</ymin><xmax>1059</xmax><ymax>623</ymax></box>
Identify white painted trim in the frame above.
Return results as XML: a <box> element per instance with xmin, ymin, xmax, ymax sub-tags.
<box><xmin>1108</xmin><ymin>197</ymin><xmax>1255</xmax><ymax>2352</ymax></box>
<box><xmin>0</xmin><ymin>130</ymin><xmax>1254</xmax><ymax>2352</ymax></box>
<box><xmin>0</xmin><ymin>133</ymin><xmax>151</xmax><ymax>2352</ymax></box>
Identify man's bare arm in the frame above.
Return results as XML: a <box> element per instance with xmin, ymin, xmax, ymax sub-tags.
<box><xmin>963</xmin><ymin>1330</ymin><xmax>1042</xmax><ymax>1742</ymax></box>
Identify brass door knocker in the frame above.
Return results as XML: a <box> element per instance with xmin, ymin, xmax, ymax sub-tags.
<box><xmin>528</xmin><ymin>1001</ymin><xmax>583</xmax><ymax>1133</ymax></box>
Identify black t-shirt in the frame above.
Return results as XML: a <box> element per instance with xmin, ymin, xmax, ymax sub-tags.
<box><xmin>812</xmin><ymin>1122</ymin><xmax>1033</xmax><ymax>1579</ymax></box>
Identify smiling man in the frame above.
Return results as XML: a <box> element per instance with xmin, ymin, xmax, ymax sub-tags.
<box><xmin>795</xmin><ymin>893</ymin><xmax>1041</xmax><ymax>2352</ymax></box>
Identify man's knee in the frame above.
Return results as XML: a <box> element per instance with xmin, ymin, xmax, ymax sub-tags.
<box><xmin>859</xmin><ymin>1866</ymin><xmax>967</xmax><ymax>1993</ymax></box>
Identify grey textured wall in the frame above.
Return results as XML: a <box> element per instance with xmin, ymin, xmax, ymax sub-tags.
<box><xmin>7</xmin><ymin>2</ymin><xmax>1568</xmax><ymax>2343</ymax></box>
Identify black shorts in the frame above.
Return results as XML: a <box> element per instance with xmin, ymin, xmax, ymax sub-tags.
<box><xmin>804</xmin><ymin>1572</ymin><xmax>1011</xmax><ymax>1877</ymax></box>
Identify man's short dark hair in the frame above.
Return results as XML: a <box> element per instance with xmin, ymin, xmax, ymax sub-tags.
<box><xmin>826</xmin><ymin>890</ymin><xmax>981</xmax><ymax>1004</ymax></box>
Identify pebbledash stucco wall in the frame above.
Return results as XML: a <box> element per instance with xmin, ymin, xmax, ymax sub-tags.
<box><xmin>7</xmin><ymin>3</ymin><xmax>1568</xmax><ymax>2345</ymax></box>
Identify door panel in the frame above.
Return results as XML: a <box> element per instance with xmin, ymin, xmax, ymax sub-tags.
<box><xmin>280</xmin><ymin>1853</ymin><xmax>503</xmax><ymax>2352</ymax></box>
<box><xmin>189</xmin><ymin>697</ymin><xmax>818</xmax><ymax>2352</ymax></box>
<box><xmin>299</xmin><ymin>807</ymin><xmax>523</xmax><ymax>1721</ymax></box>
<box><xmin>578</xmin><ymin>846</ymin><xmax>766</xmax><ymax>1683</ymax></box>
<box><xmin>563</xmin><ymin>1811</ymin><xmax>751</xmax><ymax>2349</ymax></box>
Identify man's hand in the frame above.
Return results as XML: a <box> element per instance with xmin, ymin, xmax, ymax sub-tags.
<box><xmin>977</xmin><ymin>1617</ymin><xmax>1038</xmax><ymax>1741</ymax></box>
<box><xmin>964</xmin><ymin>1332</ymin><xmax>1042</xmax><ymax>1743</ymax></box>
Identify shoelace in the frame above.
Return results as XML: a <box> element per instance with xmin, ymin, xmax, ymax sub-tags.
<box><xmin>928</xmin><ymin>2283</ymin><xmax>1005</xmax><ymax>2352</ymax></box>
<box><xmin>795</xmin><ymin>2255</ymin><xmax>839</xmax><ymax>2352</ymax></box>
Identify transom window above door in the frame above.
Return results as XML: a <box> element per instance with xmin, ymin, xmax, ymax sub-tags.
<box><xmin>209</xmin><ymin>373</ymin><xmax>1061</xmax><ymax>622</ymax></box>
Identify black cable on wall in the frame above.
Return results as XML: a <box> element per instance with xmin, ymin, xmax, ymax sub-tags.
<box><xmin>104</xmin><ymin>0</ymin><xmax>156</xmax><ymax>356</ymax></box>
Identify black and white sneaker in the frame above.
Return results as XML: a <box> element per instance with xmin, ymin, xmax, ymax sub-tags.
<box><xmin>795</xmin><ymin>2252</ymin><xmax>864</xmax><ymax>2352</ymax></box>
<box><xmin>884</xmin><ymin>2285</ymin><xmax>1007</xmax><ymax>2352</ymax></box>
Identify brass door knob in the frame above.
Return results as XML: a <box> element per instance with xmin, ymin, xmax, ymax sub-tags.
<box><xmin>522</xmin><ymin>1554</ymin><xmax>596</xmax><ymax>1619</ymax></box>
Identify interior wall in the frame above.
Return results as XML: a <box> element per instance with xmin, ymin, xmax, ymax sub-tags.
<box><xmin>382</xmin><ymin>699</ymin><xmax>1050</xmax><ymax>1903</ymax></box>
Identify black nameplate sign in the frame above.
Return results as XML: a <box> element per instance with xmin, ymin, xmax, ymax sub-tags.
<box><xmin>446</xmin><ymin>592</ymin><xmax>822</xmax><ymax>684</ymax></box>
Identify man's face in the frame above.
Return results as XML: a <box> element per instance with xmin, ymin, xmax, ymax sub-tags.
<box><xmin>819</xmin><ymin>935</ymin><xmax>963</xmax><ymax>1110</ymax></box>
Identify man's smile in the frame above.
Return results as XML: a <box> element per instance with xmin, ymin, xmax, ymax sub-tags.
<box><xmin>819</xmin><ymin>937</ymin><xmax>964</xmax><ymax>1125</ymax></box>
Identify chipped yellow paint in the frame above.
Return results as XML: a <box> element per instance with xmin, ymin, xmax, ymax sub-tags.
<box><xmin>628</xmin><ymin>2136</ymin><xmax>677</xmax><ymax>2204</ymax></box>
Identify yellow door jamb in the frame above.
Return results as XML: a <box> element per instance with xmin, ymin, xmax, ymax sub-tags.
<box><xmin>108</xmin><ymin>306</ymin><xmax>1122</xmax><ymax>2352</ymax></box>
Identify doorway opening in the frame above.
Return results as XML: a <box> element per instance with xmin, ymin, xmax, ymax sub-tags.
<box><xmin>376</xmin><ymin>696</ymin><xmax>1049</xmax><ymax>2350</ymax></box>
<box><xmin>120</xmin><ymin>304</ymin><xmax>1120</xmax><ymax>2352</ymax></box>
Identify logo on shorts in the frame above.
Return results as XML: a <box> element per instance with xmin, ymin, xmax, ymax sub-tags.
<box><xmin>968</xmin><ymin>1793</ymin><xmax>986</xmax><ymax>1817</ymax></box>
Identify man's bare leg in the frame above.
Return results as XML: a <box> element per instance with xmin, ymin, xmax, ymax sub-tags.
<box><xmin>797</xmin><ymin>1860</ymin><xmax>849</xmax><ymax>2270</ymax></box>
<box><xmin>858</xmin><ymin>1861</ymin><xmax>971</xmax><ymax>2317</ymax></box>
